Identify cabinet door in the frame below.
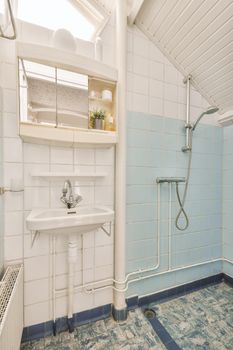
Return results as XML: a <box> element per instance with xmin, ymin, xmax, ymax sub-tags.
<box><xmin>19</xmin><ymin>59</ymin><xmax>57</xmax><ymax>126</ymax></box>
<box><xmin>56</xmin><ymin>68</ymin><xmax>89</xmax><ymax>129</ymax></box>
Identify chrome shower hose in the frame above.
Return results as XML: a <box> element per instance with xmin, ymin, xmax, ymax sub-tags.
<box><xmin>175</xmin><ymin>150</ymin><xmax>192</xmax><ymax>231</ymax></box>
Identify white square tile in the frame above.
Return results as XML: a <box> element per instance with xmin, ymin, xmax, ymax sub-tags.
<box><xmin>3</xmin><ymin>137</ymin><xmax>22</xmax><ymax>162</ymax></box>
<box><xmin>4</xmin><ymin>211</ymin><xmax>23</xmax><ymax>236</ymax></box>
<box><xmin>149</xmin><ymin>79</ymin><xmax>164</xmax><ymax>99</ymax></box>
<box><xmin>127</xmin><ymin>92</ymin><xmax>133</xmax><ymax>110</ymax></box>
<box><xmin>4</xmin><ymin>162</ymin><xmax>23</xmax><ymax>187</ymax></box>
<box><xmin>127</xmin><ymin>72</ymin><xmax>134</xmax><ymax>92</ymax></box>
<box><xmin>94</xmin><ymin>186</ymin><xmax>114</xmax><ymax>205</ymax></box>
<box><xmin>178</xmin><ymin>86</ymin><xmax>186</xmax><ymax>104</ymax></box>
<box><xmin>55</xmin><ymin>296</ymin><xmax>68</xmax><ymax>318</ymax></box>
<box><xmin>82</xmin><ymin>268</ymin><xmax>94</xmax><ymax>284</ymax></box>
<box><xmin>95</xmin><ymin>148</ymin><xmax>114</xmax><ymax>165</ymax></box>
<box><xmin>95</xmin><ymin>245</ymin><xmax>113</xmax><ymax>267</ymax></box>
<box><xmin>4</xmin><ymin>235</ymin><xmax>23</xmax><ymax>261</ymax></box>
<box><xmin>164</xmin><ymin>83</ymin><xmax>178</xmax><ymax>102</ymax></box>
<box><xmin>50</xmin><ymin>146</ymin><xmax>73</xmax><ymax>165</ymax></box>
<box><xmin>24</xmin><ymin>163</ymin><xmax>49</xmax><ymax>187</ymax></box>
<box><xmin>24</xmin><ymin>255</ymin><xmax>50</xmax><ymax>281</ymax></box>
<box><xmin>164</xmin><ymin>64</ymin><xmax>178</xmax><ymax>84</ymax></box>
<box><xmin>164</xmin><ymin>100</ymin><xmax>178</xmax><ymax>119</ymax></box>
<box><xmin>0</xmin><ymin>40</ymin><xmax>16</xmax><ymax>63</ymax></box>
<box><xmin>94</xmin><ymin>288</ymin><xmax>113</xmax><ymax>307</ymax></box>
<box><xmin>133</xmin><ymin>74</ymin><xmax>149</xmax><ymax>95</ymax></box>
<box><xmin>127</xmin><ymin>53</ymin><xmax>133</xmax><ymax>72</ymax></box>
<box><xmin>95</xmin><ymin>166</ymin><xmax>114</xmax><ymax>186</ymax></box>
<box><xmin>149</xmin><ymin>60</ymin><xmax>164</xmax><ymax>81</ymax></box>
<box><xmin>149</xmin><ymin>42</ymin><xmax>164</xmax><ymax>63</ymax></box>
<box><xmin>73</xmin><ymin>291</ymin><xmax>94</xmax><ymax>313</ymax></box>
<box><xmin>102</xmin><ymin>43</ymin><xmax>115</xmax><ymax>66</ymax></box>
<box><xmin>95</xmin><ymin>225</ymin><xmax>113</xmax><ymax>246</ymax></box>
<box><xmin>24</xmin><ymin>301</ymin><xmax>50</xmax><ymax>327</ymax></box>
<box><xmin>83</xmin><ymin>247</ymin><xmax>94</xmax><ymax>270</ymax></box>
<box><xmin>24</xmin><ymin>187</ymin><xmax>50</xmax><ymax>210</ymax></box>
<box><xmin>133</xmin><ymin>55</ymin><xmax>149</xmax><ymax>77</ymax></box>
<box><xmin>133</xmin><ymin>34</ymin><xmax>149</xmax><ymax>58</ymax></box>
<box><xmin>24</xmin><ymin>143</ymin><xmax>50</xmax><ymax>163</ymax></box>
<box><xmin>0</xmin><ymin>63</ymin><xmax>17</xmax><ymax>89</ymax></box>
<box><xmin>95</xmin><ymin>265</ymin><xmax>113</xmax><ymax>280</ymax></box>
<box><xmin>74</xmin><ymin>148</ymin><xmax>95</xmax><ymax>165</ymax></box>
<box><xmin>127</xmin><ymin>30</ymin><xmax>133</xmax><ymax>53</ymax></box>
<box><xmin>3</xmin><ymin>89</ymin><xmax>17</xmax><ymax>113</ymax></box>
<box><xmin>4</xmin><ymin>191</ymin><xmax>23</xmax><ymax>212</ymax></box>
<box><xmin>100</xmin><ymin>23</ymin><xmax>115</xmax><ymax>46</ymax></box>
<box><xmin>131</xmin><ymin>92</ymin><xmax>149</xmax><ymax>113</ymax></box>
<box><xmin>83</xmin><ymin>231</ymin><xmax>95</xmax><ymax>249</ymax></box>
<box><xmin>24</xmin><ymin>233</ymin><xmax>50</xmax><ymax>258</ymax></box>
<box><xmin>149</xmin><ymin>97</ymin><xmax>163</xmax><ymax>116</ymax></box>
<box><xmin>24</xmin><ymin>278</ymin><xmax>49</xmax><ymax>305</ymax></box>
<box><xmin>178</xmin><ymin>103</ymin><xmax>186</xmax><ymax>121</ymax></box>
<box><xmin>3</xmin><ymin>113</ymin><xmax>18</xmax><ymax>137</ymax></box>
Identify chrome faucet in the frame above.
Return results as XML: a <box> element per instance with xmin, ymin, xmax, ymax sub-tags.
<box><xmin>60</xmin><ymin>179</ymin><xmax>82</xmax><ymax>209</ymax></box>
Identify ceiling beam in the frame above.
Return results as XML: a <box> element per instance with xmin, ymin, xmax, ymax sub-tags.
<box><xmin>127</xmin><ymin>0</ymin><xmax>144</xmax><ymax>26</ymax></box>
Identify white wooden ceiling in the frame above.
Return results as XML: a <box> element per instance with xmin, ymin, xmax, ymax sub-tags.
<box><xmin>94</xmin><ymin>0</ymin><xmax>233</xmax><ymax>113</ymax></box>
<box><xmin>135</xmin><ymin>0</ymin><xmax>233</xmax><ymax>113</ymax></box>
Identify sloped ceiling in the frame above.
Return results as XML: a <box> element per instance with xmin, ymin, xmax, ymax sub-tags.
<box><xmin>94</xmin><ymin>0</ymin><xmax>233</xmax><ymax>114</ymax></box>
<box><xmin>136</xmin><ymin>0</ymin><xmax>233</xmax><ymax>114</ymax></box>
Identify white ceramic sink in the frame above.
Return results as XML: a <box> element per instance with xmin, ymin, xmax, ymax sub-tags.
<box><xmin>26</xmin><ymin>206</ymin><xmax>114</xmax><ymax>235</ymax></box>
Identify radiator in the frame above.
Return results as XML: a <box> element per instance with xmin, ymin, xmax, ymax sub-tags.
<box><xmin>0</xmin><ymin>264</ymin><xmax>23</xmax><ymax>350</ymax></box>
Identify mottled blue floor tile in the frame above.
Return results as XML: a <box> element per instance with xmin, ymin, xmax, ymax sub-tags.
<box><xmin>21</xmin><ymin>309</ymin><xmax>166</xmax><ymax>350</ymax></box>
<box><xmin>152</xmin><ymin>282</ymin><xmax>233</xmax><ymax>350</ymax></box>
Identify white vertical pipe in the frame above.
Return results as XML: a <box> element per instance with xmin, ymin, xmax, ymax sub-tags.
<box><xmin>185</xmin><ymin>76</ymin><xmax>191</xmax><ymax>125</ymax></box>
<box><xmin>52</xmin><ymin>236</ymin><xmax>56</xmax><ymax>323</ymax></box>
<box><xmin>168</xmin><ymin>183</ymin><xmax>172</xmax><ymax>270</ymax></box>
<box><xmin>185</xmin><ymin>75</ymin><xmax>192</xmax><ymax>151</ymax></box>
<box><xmin>114</xmin><ymin>0</ymin><xmax>127</xmax><ymax>314</ymax></box>
<box><xmin>67</xmin><ymin>235</ymin><xmax>78</xmax><ymax>320</ymax></box>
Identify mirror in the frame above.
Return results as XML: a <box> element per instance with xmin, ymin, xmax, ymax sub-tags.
<box><xmin>18</xmin><ymin>58</ymin><xmax>89</xmax><ymax>129</ymax></box>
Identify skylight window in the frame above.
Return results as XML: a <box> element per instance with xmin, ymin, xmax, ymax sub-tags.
<box><xmin>17</xmin><ymin>0</ymin><xmax>96</xmax><ymax>41</ymax></box>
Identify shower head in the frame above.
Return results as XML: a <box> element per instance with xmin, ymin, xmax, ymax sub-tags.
<box><xmin>192</xmin><ymin>106</ymin><xmax>219</xmax><ymax>131</ymax></box>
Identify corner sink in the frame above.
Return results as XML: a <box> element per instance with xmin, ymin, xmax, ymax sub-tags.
<box><xmin>26</xmin><ymin>206</ymin><xmax>114</xmax><ymax>235</ymax></box>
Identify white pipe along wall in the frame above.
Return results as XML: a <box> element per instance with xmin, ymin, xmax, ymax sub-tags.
<box><xmin>113</xmin><ymin>0</ymin><xmax>127</xmax><ymax>321</ymax></box>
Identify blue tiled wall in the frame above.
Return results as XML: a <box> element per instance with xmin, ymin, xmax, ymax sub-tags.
<box><xmin>223</xmin><ymin>125</ymin><xmax>233</xmax><ymax>277</ymax></box>
<box><xmin>126</xmin><ymin>112</ymin><xmax>223</xmax><ymax>297</ymax></box>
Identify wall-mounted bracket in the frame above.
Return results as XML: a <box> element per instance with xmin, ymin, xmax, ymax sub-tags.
<box><xmin>101</xmin><ymin>222</ymin><xmax>112</xmax><ymax>236</ymax></box>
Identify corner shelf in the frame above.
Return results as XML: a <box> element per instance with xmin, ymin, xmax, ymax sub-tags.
<box><xmin>31</xmin><ymin>172</ymin><xmax>107</xmax><ymax>178</ymax></box>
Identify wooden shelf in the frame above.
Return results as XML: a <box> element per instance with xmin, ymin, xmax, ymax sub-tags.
<box><xmin>20</xmin><ymin>123</ymin><xmax>118</xmax><ymax>147</ymax></box>
<box><xmin>89</xmin><ymin>97</ymin><xmax>112</xmax><ymax>103</ymax></box>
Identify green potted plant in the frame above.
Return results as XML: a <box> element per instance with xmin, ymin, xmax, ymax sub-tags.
<box><xmin>92</xmin><ymin>109</ymin><xmax>105</xmax><ymax>130</ymax></box>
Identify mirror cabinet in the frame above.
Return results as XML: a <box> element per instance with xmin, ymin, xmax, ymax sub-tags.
<box><xmin>18</xmin><ymin>58</ymin><xmax>117</xmax><ymax>133</ymax></box>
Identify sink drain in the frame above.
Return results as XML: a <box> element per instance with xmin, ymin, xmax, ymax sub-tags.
<box><xmin>143</xmin><ymin>308</ymin><xmax>156</xmax><ymax>319</ymax></box>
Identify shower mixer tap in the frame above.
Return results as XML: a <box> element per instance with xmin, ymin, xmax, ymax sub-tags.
<box><xmin>60</xmin><ymin>179</ymin><xmax>82</xmax><ymax>209</ymax></box>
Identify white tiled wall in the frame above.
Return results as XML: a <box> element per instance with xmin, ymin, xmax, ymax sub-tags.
<box><xmin>126</xmin><ymin>26</ymin><xmax>220</xmax><ymax>126</ymax></box>
<box><xmin>0</xmin><ymin>18</ymin><xmax>115</xmax><ymax>327</ymax></box>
